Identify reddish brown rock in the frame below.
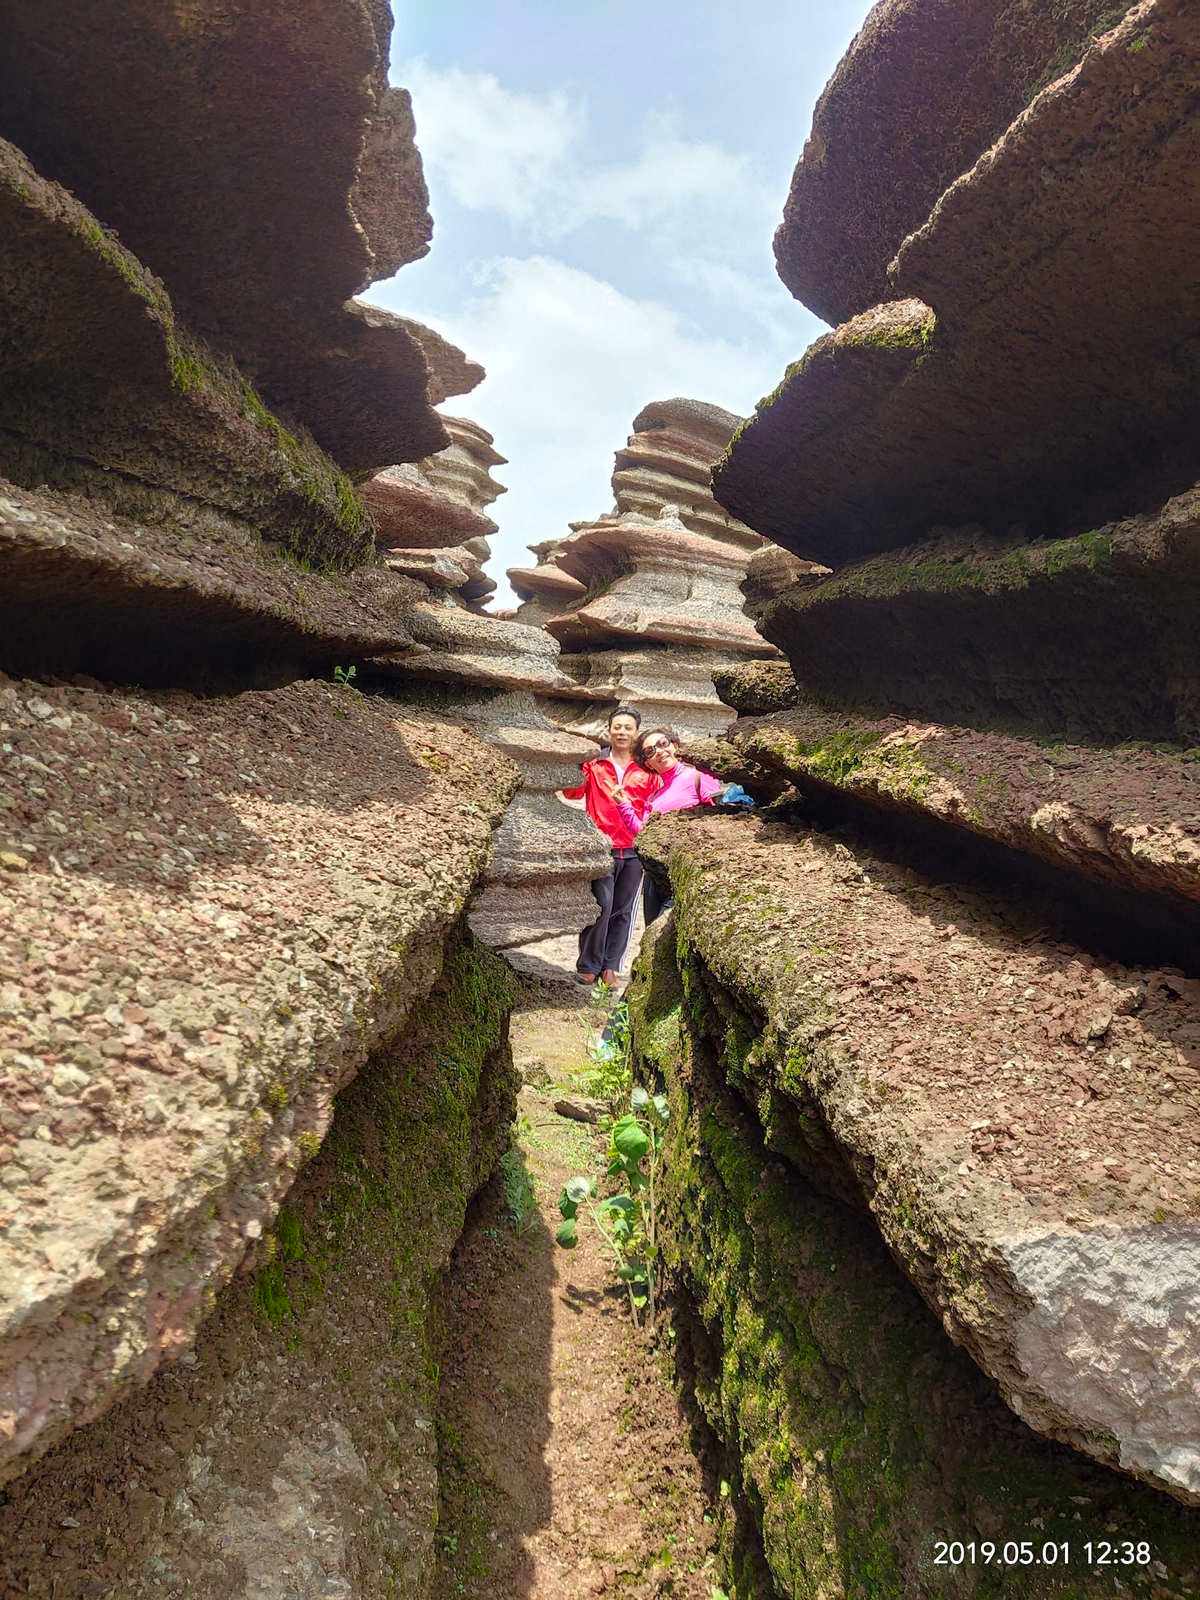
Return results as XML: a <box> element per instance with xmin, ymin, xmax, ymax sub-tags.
<box><xmin>759</xmin><ymin>490</ymin><xmax>1200</xmax><ymax>746</ymax></box>
<box><xmin>0</xmin><ymin>0</ymin><xmax>465</xmax><ymax>472</ymax></box>
<box><xmin>0</xmin><ymin>138</ymin><xmax>375</xmax><ymax>565</ymax></box>
<box><xmin>731</xmin><ymin>702</ymin><xmax>1200</xmax><ymax>929</ymax></box>
<box><xmin>642</xmin><ymin>812</ymin><xmax>1200</xmax><ymax>1504</ymax></box>
<box><xmin>363</xmin><ymin>417</ymin><xmax>506</xmax><ymax>552</ymax></box>
<box><xmin>0</xmin><ymin>675</ymin><xmax>518</xmax><ymax>1488</ymax></box>
<box><xmin>775</xmin><ymin>0</ymin><xmax>1133</xmax><ymax>324</ymax></box>
<box><xmin>720</xmin><ymin>3</ymin><xmax>1200</xmax><ymax>567</ymax></box>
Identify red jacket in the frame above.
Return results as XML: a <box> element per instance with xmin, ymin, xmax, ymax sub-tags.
<box><xmin>561</xmin><ymin>757</ymin><xmax>657</xmax><ymax>850</ymax></box>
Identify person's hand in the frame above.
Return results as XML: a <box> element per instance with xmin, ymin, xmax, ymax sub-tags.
<box><xmin>612</xmin><ymin>784</ymin><xmax>628</xmax><ymax>804</ymax></box>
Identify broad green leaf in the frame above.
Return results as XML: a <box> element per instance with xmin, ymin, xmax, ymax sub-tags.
<box><xmin>558</xmin><ymin>1192</ymin><xmax>578</xmax><ymax>1221</ymax></box>
<box><xmin>565</xmin><ymin>1175</ymin><xmax>593</xmax><ymax>1204</ymax></box>
<box><xmin>617</xmin><ymin>1264</ymin><xmax>641</xmax><ymax>1281</ymax></box>
<box><xmin>613</xmin><ymin>1120</ymin><xmax>650</xmax><ymax>1162</ymax></box>
<box><xmin>632</xmin><ymin>1293</ymin><xmax>648</xmax><ymax>1308</ymax></box>
<box><xmin>598</xmin><ymin>1195</ymin><xmax>635</xmax><ymax>1215</ymax></box>
<box><xmin>630</xmin><ymin>1085</ymin><xmax>650</xmax><ymax>1110</ymax></box>
<box><xmin>555</xmin><ymin>1218</ymin><xmax>578</xmax><ymax>1249</ymax></box>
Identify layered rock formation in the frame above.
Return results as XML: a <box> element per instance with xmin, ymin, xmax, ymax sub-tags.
<box><xmin>719</xmin><ymin>4</ymin><xmax>1200</xmax><ymax>567</ymax></box>
<box><xmin>623</xmin><ymin>0</ymin><xmax>1200</xmax><ymax>1584</ymax></box>
<box><xmin>0</xmin><ymin>0</ymin><xmax>474</xmax><ymax>474</ymax></box>
<box><xmin>511</xmin><ymin>400</ymin><xmax>783</xmax><ymax>738</ymax></box>
<box><xmin>365</xmin><ymin>415</ymin><xmax>507</xmax><ymax>609</ymax></box>
<box><xmin>630</xmin><ymin>879</ymin><xmax>1200</xmax><ymax>1591</ymax></box>
<box><xmin>366</xmin><ymin>610</ymin><xmax>610</xmax><ymax>981</ymax></box>
<box><xmin>0</xmin><ymin>10</ymin><xmax>532</xmax><ymax>1593</ymax></box>
<box><xmin>775</xmin><ymin>0</ymin><xmax>1137</xmax><ymax>324</ymax></box>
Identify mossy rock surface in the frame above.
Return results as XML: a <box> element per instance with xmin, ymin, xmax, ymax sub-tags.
<box><xmin>0</xmin><ymin>925</ymin><xmax>518</xmax><ymax>1599</ymax></box>
<box><xmin>627</xmin><ymin>915</ymin><xmax>1200</xmax><ymax>1599</ymax></box>
<box><xmin>0</xmin><ymin>135</ymin><xmax>373</xmax><ymax>572</ymax></box>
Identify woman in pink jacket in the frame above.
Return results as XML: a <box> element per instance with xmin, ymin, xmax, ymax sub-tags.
<box><xmin>613</xmin><ymin>726</ymin><xmax>725</xmax><ymax>925</ymax></box>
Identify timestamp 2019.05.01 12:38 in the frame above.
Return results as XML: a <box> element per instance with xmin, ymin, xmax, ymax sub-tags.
<box><xmin>932</xmin><ymin>1539</ymin><xmax>1156</xmax><ymax>1569</ymax></box>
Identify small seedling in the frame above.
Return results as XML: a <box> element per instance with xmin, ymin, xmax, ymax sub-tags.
<box><xmin>555</xmin><ymin>1084</ymin><xmax>669</xmax><ymax>1330</ymax></box>
<box><xmin>333</xmin><ymin>663</ymin><xmax>359</xmax><ymax>690</ymax></box>
<box><xmin>579</xmin><ymin>1000</ymin><xmax>632</xmax><ymax>1112</ymax></box>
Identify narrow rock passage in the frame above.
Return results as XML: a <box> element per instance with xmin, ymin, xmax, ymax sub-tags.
<box><xmin>434</xmin><ymin>982</ymin><xmax>722</xmax><ymax>1600</ymax></box>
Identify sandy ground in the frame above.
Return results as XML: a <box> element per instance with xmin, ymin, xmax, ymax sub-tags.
<box><xmin>433</xmin><ymin>980</ymin><xmax>721</xmax><ymax>1600</ymax></box>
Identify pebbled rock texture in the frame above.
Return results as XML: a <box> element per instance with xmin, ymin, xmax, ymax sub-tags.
<box><xmin>775</xmin><ymin>0</ymin><xmax>1134</xmax><ymax>324</ymax></box>
<box><xmin>719</xmin><ymin>3</ymin><xmax>1200</xmax><ymax>567</ymax></box>
<box><xmin>758</xmin><ymin>490</ymin><xmax>1200</xmax><ymax>745</ymax></box>
<box><xmin>0</xmin><ymin>0</ymin><xmax>459</xmax><ymax>472</ymax></box>
<box><xmin>712</xmin><ymin>660</ymin><xmax>801</xmax><ymax>717</ymax></box>
<box><xmin>629</xmin><ymin>912</ymin><xmax>1200</xmax><ymax>1596</ymax></box>
<box><xmin>634</xmin><ymin>813</ymin><xmax>1200</xmax><ymax>1505</ymax></box>
<box><xmin>0</xmin><ymin>675</ymin><xmax>518</xmax><ymax>1487</ymax></box>
<box><xmin>0</xmin><ymin>924</ymin><xmax>517</xmax><ymax>1600</ymax></box>
<box><xmin>731</xmin><ymin>703</ymin><xmax>1200</xmax><ymax>926</ymax></box>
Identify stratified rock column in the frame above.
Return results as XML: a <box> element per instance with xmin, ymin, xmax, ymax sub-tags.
<box><xmin>362</xmin><ymin>424</ymin><xmax>610</xmax><ymax>979</ymax></box>
<box><xmin>510</xmin><ymin>398</ymin><xmax>787</xmax><ymax>739</ymax></box>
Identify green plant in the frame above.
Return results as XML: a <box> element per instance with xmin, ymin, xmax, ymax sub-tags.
<box><xmin>555</xmin><ymin>1086</ymin><xmax>669</xmax><ymax>1330</ymax></box>
<box><xmin>333</xmin><ymin>663</ymin><xmax>359</xmax><ymax>690</ymax></box>
<box><xmin>498</xmin><ymin>1145</ymin><xmax>536</xmax><ymax>1233</ymax></box>
<box><xmin>578</xmin><ymin>1000</ymin><xmax>633</xmax><ymax>1110</ymax></box>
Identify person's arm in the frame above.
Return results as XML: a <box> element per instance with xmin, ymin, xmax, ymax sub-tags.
<box><xmin>556</xmin><ymin>760</ymin><xmax>591</xmax><ymax>805</ymax></box>
<box><xmin>612</xmin><ymin>785</ymin><xmax>646</xmax><ymax>835</ymax></box>
<box><xmin>696</xmin><ymin>768</ymin><xmax>725</xmax><ymax>804</ymax></box>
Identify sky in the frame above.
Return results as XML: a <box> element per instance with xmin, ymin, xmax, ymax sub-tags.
<box><xmin>366</xmin><ymin>0</ymin><xmax>872</xmax><ymax>607</ymax></box>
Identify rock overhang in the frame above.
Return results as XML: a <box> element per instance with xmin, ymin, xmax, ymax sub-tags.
<box><xmin>720</xmin><ymin>2</ymin><xmax>1200</xmax><ymax>568</ymax></box>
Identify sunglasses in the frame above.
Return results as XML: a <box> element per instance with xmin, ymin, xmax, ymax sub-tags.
<box><xmin>642</xmin><ymin>738</ymin><xmax>673</xmax><ymax>755</ymax></box>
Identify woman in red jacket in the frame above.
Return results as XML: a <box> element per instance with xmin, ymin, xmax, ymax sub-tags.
<box><xmin>557</xmin><ymin>706</ymin><xmax>657</xmax><ymax>987</ymax></box>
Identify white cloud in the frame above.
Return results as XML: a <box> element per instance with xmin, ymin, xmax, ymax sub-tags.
<box><xmin>402</xmin><ymin>60</ymin><xmax>581</xmax><ymax>223</ymax></box>
<box><xmin>368</xmin><ymin>256</ymin><xmax>785</xmax><ymax>605</ymax></box>
<box><xmin>401</xmin><ymin>61</ymin><xmax>773</xmax><ymax>241</ymax></box>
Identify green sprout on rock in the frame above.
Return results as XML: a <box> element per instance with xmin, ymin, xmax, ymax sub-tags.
<box><xmin>556</xmin><ymin>1085</ymin><xmax>669</xmax><ymax>1331</ymax></box>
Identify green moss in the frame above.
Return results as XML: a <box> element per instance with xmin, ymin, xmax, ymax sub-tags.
<box><xmin>251</xmin><ymin>930</ymin><xmax>517</xmax><ymax>1340</ymax></box>
<box><xmin>632</xmin><ymin>917</ymin><xmax>1200</xmax><ymax>1599</ymax></box>
<box><xmin>790</xmin><ymin>526</ymin><xmax>1115</xmax><ymax>615</ymax></box>
<box><xmin>844</xmin><ymin>308</ymin><xmax>936</xmax><ymax>354</ymax></box>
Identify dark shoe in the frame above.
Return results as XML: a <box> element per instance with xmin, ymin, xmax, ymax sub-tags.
<box><xmin>575</xmin><ymin>970</ymin><xmax>599</xmax><ymax>986</ymax></box>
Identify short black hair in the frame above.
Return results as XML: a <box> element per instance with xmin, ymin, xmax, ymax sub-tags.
<box><xmin>608</xmin><ymin>705</ymin><xmax>641</xmax><ymax>728</ymax></box>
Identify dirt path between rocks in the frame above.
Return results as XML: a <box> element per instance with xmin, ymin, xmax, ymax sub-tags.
<box><xmin>433</xmin><ymin>980</ymin><xmax>722</xmax><ymax>1600</ymax></box>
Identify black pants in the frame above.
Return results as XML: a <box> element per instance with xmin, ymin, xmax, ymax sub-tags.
<box><xmin>642</xmin><ymin>873</ymin><xmax>672</xmax><ymax>927</ymax></box>
<box><xmin>578</xmin><ymin>848</ymin><xmax>643</xmax><ymax>975</ymax></box>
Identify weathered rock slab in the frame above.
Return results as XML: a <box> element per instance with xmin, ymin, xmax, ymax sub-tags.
<box><xmin>0</xmin><ymin>675</ymin><xmax>518</xmax><ymax>1486</ymax></box>
<box><xmin>638</xmin><ymin>812</ymin><xmax>1200</xmax><ymax>1503</ymax></box>
<box><xmin>629</xmin><ymin>916</ymin><xmax>1200</xmax><ymax>1595</ymax></box>
<box><xmin>0</xmin><ymin>0</ymin><xmax>455</xmax><ymax>471</ymax></box>
<box><xmin>759</xmin><ymin>489</ymin><xmax>1200</xmax><ymax>744</ymax></box>
<box><xmin>0</xmin><ymin>479</ymin><xmax>422</xmax><ymax>684</ymax></box>
<box><xmin>731</xmin><ymin>703</ymin><xmax>1200</xmax><ymax>921</ymax></box>
<box><xmin>774</xmin><ymin>0</ymin><xmax>1133</xmax><ymax>323</ymax></box>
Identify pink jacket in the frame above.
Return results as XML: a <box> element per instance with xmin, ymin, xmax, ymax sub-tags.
<box><xmin>616</xmin><ymin>762</ymin><xmax>723</xmax><ymax>836</ymax></box>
